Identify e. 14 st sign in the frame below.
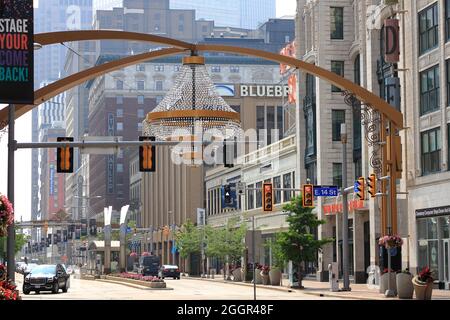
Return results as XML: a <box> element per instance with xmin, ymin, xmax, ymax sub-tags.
<box><xmin>314</xmin><ymin>186</ymin><xmax>339</xmax><ymax>197</ymax></box>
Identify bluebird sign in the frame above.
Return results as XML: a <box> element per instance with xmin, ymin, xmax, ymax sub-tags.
<box><xmin>313</xmin><ymin>186</ymin><xmax>339</xmax><ymax>197</ymax></box>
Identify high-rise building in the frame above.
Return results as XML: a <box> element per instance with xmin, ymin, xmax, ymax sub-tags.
<box><xmin>93</xmin><ymin>0</ymin><xmax>123</xmax><ymax>13</ymax></box>
<box><xmin>169</xmin><ymin>0</ymin><xmax>276</xmax><ymax>29</ymax></box>
<box><xmin>32</xmin><ymin>0</ymin><xmax>93</xmax><ymax>240</ymax></box>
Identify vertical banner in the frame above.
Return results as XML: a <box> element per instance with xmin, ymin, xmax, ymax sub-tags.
<box><xmin>89</xmin><ymin>218</ymin><xmax>97</xmax><ymax>236</ymax></box>
<box><xmin>63</xmin><ymin>230</ymin><xmax>68</xmax><ymax>242</ymax></box>
<box><xmin>68</xmin><ymin>224</ymin><xmax>74</xmax><ymax>239</ymax></box>
<box><xmin>0</xmin><ymin>0</ymin><xmax>34</xmax><ymax>103</ymax></box>
<box><xmin>75</xmin><ymin>225</ymin><xmax>81</xmax><ymax>240</ymax></box>
<box><xmin>56</xmin><ymin>230</ymin><xmax>61</xmax><ymax>243</ymax></box>
<box><xmin>384</xmin><ymin>19</ymin><xmax>400</xmax><ymax>63</ymax></box>
<box><xmin>81</xmin><ymin>218</ymin><xmax>87</xmax><ymax>236</ymax></box>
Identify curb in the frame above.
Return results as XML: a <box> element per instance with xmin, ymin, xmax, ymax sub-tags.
<box><xmin>182</xmin><ymin>276</ymin><xmax>297</xmax><ymax>294</ymax></box>
<box><xmin>96</xmin><ymin>278</ymin><xmax>174</xmax><ymax>290</ymax></box>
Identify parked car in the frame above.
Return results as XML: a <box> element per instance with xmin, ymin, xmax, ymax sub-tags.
<box><xmin>23</xmin><ymin>264</ymin><xmax>70</xmax><ymax>294</ymax></box>
<box><xmin>137</xmin><ymin>255</ymin><xmax>160</xmax><ymax>276</ymax></box>
<box><xmin>158</xmin><ymin>265</ymin><xmax>180</xmax><ymax>279</ymax></box>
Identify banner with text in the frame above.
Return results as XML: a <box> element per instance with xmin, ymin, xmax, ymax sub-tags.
<box><xmin>0</xmin><ymin>0</ymin><xmax>34</xmax><ymax>103</ymax></box>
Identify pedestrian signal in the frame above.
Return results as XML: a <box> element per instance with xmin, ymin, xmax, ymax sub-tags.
<box><xmin>139</xmin><ymin>136</ymin><xmax>156</xmax><ymax>172</ymax></box>
<box><xmin>57</xmin><ymin>137</ymin><xmax>74</xmax><ymax>173</ymax></box>
<box><xmin>302</xmin><ymin>184</ymin><xmax>314</xmax><ymax>208</ymax></box>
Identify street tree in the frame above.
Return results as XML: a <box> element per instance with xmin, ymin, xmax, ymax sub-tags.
<box><xmin>0</xmin><ymin>226</ymin><xmax>29</xmax><ymax>261</ymax></box>
<box><xmin>276</xmin><ymin>195</ymin><xmax>333</xmax><ymax>289</ymax></box>
<box><xmin>175</xmin><ymin>219</ymin><xmax>202</xmax><ymax>259</ymax></box>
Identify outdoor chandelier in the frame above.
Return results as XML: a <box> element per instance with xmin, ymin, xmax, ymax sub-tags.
<box><xmin>143</xmin><ymin>53</ymin><xmax>242</xmax><ymax>142</ymax></box>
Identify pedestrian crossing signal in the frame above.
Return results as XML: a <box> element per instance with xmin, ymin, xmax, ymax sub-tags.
<box><xmin>139</xmin><ymin>136</ymin><xmax>156</xmax><ymax>172</ymax></box>
<box><xmin>263</xmin><ymin>183</ymin><xmax>273</xmax><ymax>212</ymax></box>
<box><xmin>367</xmin><ymin>174</ymin><xmax>376</xmax><ymax>198</ymax></box>
<box><xmin>57</xmin><ymin>137</ymin><xmax>74</xmax><ymax>173</ymax></box>
<box><xmin>302</xmin><ymin>184</ymin><xmax>314</xmax><ymax>208</ymax></box>
<box><xmin>356</xmin><ymin>177</ymin><xmax>365</xmax><ymax>200</ymax></box>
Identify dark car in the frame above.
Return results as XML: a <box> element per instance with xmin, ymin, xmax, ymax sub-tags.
<box><xmin>23</xmin><ymin>264</ymin><xmax>70</xmax><ymax>294</ymax></box>
<box><xmin>158</xmin><ymin>265</ymin><xmax>180</xmax><ymax>279</ymax></box>
<box><xmin>138</xmin><ymin>255</ymin><xmax>160</xmax><ymax>276</ymax></box>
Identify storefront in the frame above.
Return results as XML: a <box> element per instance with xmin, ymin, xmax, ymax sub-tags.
<box><xmin>416</xmin><ymin>206</ymin><xmax>450</xmax><ymax>289</ymax></box>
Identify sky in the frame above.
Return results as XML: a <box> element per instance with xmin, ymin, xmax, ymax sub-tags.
<box><xmin>1</xmin><ymin>0</ymin><xmax>297</xmax><ymax>222</ymax></box>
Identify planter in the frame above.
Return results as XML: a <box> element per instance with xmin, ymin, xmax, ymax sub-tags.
<box><xmin>396</xmin><ymin>273</ymin><xmax>414</xmax><ymax>299</ymax></box>
<box><xmin>379</xmin><ymin>272</ymin><xmax>397</xmax><ymax>295</ymax></box>
<box><xmin>254</xmin><ymin>269</ymin><xmax>263</xmax><ymax>284</ymax></box>
<box><xmin>232</xmin><ymin>268</ymin><xmax>242</xmax><ymax>282</ymax></box>
<box><xmin>261</xmin><ymin>273</ymin><xmax>270</xmax><ymax>285</ymax></box>
<box><xmin>269</xmin><ymin>269</ymin><xmax>282</xmax><ymax>286</ymax></box>
<box><xmin>412</xmin><ymin>276</ymin><xmax>433</xmax><ymax>300</ymax></box>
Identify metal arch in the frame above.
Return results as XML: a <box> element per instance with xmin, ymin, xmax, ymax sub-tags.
<box><xmin>0</xmin><ymin>47</ymin><xmax>188</xmax><ymax>124</ymax></box>
<box><xmin>0</xmin><ymin>30</ymin><xmax>403</xmax><ymax>129</ymax></box>
<box><xmin>194</xmin><ymin>44</ymin><xmax>403</xmax><ymax>128</ymax></box>
<box><xmin>34</xmin><ymin>30</ymin><xmax>195</xmax><ymax>50</ymax></box>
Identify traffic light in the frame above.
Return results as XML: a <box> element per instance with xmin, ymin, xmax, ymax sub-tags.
<box><xmin>57</xmin><ymin>137</ymin><xmax>74</xmax><ymax>173</ymax></box>
<box><xmin>224</xmin><ymin>184</ymin><xmax>233</xmax><ymax>206</ymax></box>
<box><xmin>367</xmin><ymin>174</ymin><xmax>376</xmax><ymax>198</ymax></box>
<box><xmin>263</xmin><ymin>183</ymin><xmax>273</xmax><ymax>212</ymax></box>
<box><xmin>302</xmin><ymin>184</ymin><xmax>314</xmax><ymax>208</ymax></box>
<box><xmin>139</xmin><ymin>136</ymin><xmax>156</xmax><ymax>172</ymax></box>
<box><xmin>356</xmin><ymin>177</ymin><xmax>365</xmax><ymax>200</ymax></box>
<box><xmin>223</xmin><ymin>139</ymin><xmax>234</xmax><ymax>168</ymax></box>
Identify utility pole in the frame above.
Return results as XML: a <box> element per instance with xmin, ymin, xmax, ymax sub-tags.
<box><xmin>7</xmin><ymin>104</ymin><xmax>16</xmax><ymax>282</ymax></box>
<box><xmin>341</xmin><ymin>123</ymin><xmax>351</xmax><ymax>291</ymax></box>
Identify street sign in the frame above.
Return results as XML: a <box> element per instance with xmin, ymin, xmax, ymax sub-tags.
<box><xmin>236</xmin><ymin>182</ymin><xmax>245</xmax><ymax>194</ymax></box>
<box><xmin>313</xmin><ymin>186</ymin><xmax>339</xmax><ymax>197</ymax></box>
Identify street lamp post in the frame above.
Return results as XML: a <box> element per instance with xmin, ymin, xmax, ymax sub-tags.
<box><xmin>341</xmin><ymin>123</ymin><xmax>351</xmax><ymax>291</ymax></box>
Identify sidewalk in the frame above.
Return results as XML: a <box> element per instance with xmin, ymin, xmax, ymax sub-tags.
<box><xmin>183</xmin><ymin>275</ymin><xmax>450</xmax><ymax>300</ymax></box>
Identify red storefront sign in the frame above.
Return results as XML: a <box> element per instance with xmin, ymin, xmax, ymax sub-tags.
<box><xmin>323</xmin><ymin>200</ymin><xmax>365</xmax><ymax>216</ymax></box>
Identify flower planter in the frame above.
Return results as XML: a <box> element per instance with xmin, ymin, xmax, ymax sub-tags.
<box><xmin>379</xmin><ymin>272</ymin><xmax>397</xmax><ymax>295</ymax></box>
<box><xmin>254</xmin><ymin>270</ymin><xmax>263</xmax><ymax>284</ymax></box>
<box><xmin>269</xmin><ymin>269</ymin><xmax>282</xmax><ymax>286</ymax></box>
<box><xmin>396</xmin><ymin>273</ymin><xmax>414</xmax><ymax>299</ymax></box>
<box><xmin>261</xmin><ymin>273</ymin><xmax>270</xmax><ymax>285</ymax></box>
<box><xmin>412</xmin><ymin>276</ymin><xmax>433</xmax><ymax>300</ymax></box>
<box><xmin>232</xmin><ymin>268</ymin><xmax>242</xmax><ymax>282</ymax></box>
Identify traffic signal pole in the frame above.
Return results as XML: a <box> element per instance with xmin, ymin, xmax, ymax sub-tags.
<box><xmin>341</xmin><ymin>124</ymin><xmax>351</xmax><ymax>292</ymax></box>
<box><xmin>7</xmin><ymin>104</ymin><xmax>16</xmax><ymax>282</ymax></box>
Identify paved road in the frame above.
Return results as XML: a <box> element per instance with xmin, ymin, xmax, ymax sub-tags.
<box><xmin>15</xmin><ymin>274</ymin><xmax>342</xmax><ymax>300</ymax></box>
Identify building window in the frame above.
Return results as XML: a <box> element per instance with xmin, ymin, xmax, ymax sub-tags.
<box><xmin>116</xmin><ymin>108</ymin><xmax>123</xmax><ymax>117</ymax></box>
<box><xmin>447</xmin><ymin>59</ymin><xmax>450</xmax><ymax>107</ymax></box>
<box><xmin>447</xmin><ymin>0</ymin><xmax>450</xmax><ymax>41</ymax></box>
<box><xmin>285</xmin><ymin>35</ymin><xmax>290</xmax><ymax>43</ymax></box>
<box><xmin>117</xmin><ymin>122</ymin><xmax>123</xmax><ymax>131</ymax></box>
<box><xmin>331</xmin><ymin>61</ymin><xmax>344</xmax><ymax>92</ymax></box>
<box><xmin>257</xmin><ymin>106</ymin><xmax>265</xmax><ymax>146</ymax></box>
<box><xmin>136</xmin><ymin>64</ymin><xmax>145</xmax><ymax>72</ymax></box>
<box><xmin>419</xmin><ymin>3</ymin><xmax>439</xmax><ymax>55</ymax></box>
<box><xmin>116</xmin><ymin>80</ymin><xmax>123</xmax><ymax>90</ymax></box>
<box><xmin>354</xmin><ymin>158</ymin><xmax>362</xmax><ymax>181</ymax></box>
<box><xmin>174</xmin><ymin>65</ymin><xmax>181</xmax><ymax>72</ymax></box>
<box><xmin>138</xmin><ymin>123</ymin><xmax>143</xmax><ymax>131</ymax></box>
<box><xmin>116</xmin><ymin>95</ymin><xmax>123</xmax><ymax>104</ymax></box>
<box><xmin>332</xmin><ymin>110</ymin><xmax>345</xmax><ymax>141</ymax></box>
<box><xmin>421</xmin><ymin>127</ymin><xmax>441</xmax><ymax>175</ymax></box>
<box><xmin>273</xmin><ymin>176</ymin><xmax>281</xmax><ymax>204</ymax></box>
<box><xmin>137</xmin><ymin>95</ymin><xmax>144</xmax><ymax>104</ymax></box>
<box><xmin>156</xmin><ymin>96</ymin><xmax>164</xmax><ymax>104</ymax></box>
<box><xmin>137</xmin><ymin>109</ymin><xmax>144</xmax><ymax>118</ymax></box>
<box><xmin>283</xmin><ymin>173</ymin><xmax>292</xmax><ymax>202</ymax></box>
<box><xmin>255</xmin><ymin>182</ymin><xmax>262</xmax><ymax>208</ymax></box>
<box><xmin>247</xmin><ymin>184</ymin><xmax>254</xmax><ymax>210</ymax></box>
<box><xmin>266</xmin><ymin>106</ymin><xmax>275</xmax><ymax>145</ymax></box>
<box><xmin>155</xmin><ymin>80</ymin><xmax>163</xmax><ymax>91</ymax></box>
<box><xmin>154</xmin><ymin>65</ymin><xmax>164</xmax><ymax>72</ymax></box>
<box><xmin>306</xmin><ymin>163</ymin><xmax>317</xmax><ymax>185</ymax></box>
<box><xmin>420</xmin><ymin>64</ymin><xmax>440</xmax><ymax>115</ymax></box>
<box><xmin>202</xmin><ymin>25</ymin><xmax>208</xmax><ymax>33</ymax></box>
<box><xmin>333</xmin><ymin>163</ymin><xmax>343</xmax><ymax>188</ymax></box>
<box><xmin>211</xmin><ymin>66</ymin><xmax>221</xmax><ymax>73</ymax></box>
<box><xmin>137</xmin><ymin>80</ymin><xmax>145</xmax><ymax>91</ymax></box>
<box><xmin>117</xmin><ymin>163</ymin><xmax>124</xmax><ymax>173</ymax></box>
<box><xmin>330</xmin><ymin>7</ymin><xmax>344</xmax><ymax>39</ymax></box>
<box><xmin>230</xmin><ymin>66</ymin><xmax>239</xmax><ymax>73</ymax></box>
<box><xmin>277</xmin><ymin>106</ymin><xmax>283</xmax><ymax>140</ymax></box>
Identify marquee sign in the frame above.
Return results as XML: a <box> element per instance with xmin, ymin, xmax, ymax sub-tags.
<box><xmin>0</xmin><ymin>0</ymin><xmax>34</xmax><ymax>104</ymax></box>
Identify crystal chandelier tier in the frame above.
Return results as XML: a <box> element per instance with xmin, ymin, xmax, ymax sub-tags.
<box><xmin>143</xmin><ymin>54</ymin><xmax>241</xmax><ymax>141</ymax></box>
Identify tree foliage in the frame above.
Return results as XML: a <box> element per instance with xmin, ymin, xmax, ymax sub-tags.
<box><xmin>275</xmin><ymin>195</ymin><xmax>333</xmax><ymax>287</ymax></box>
<box><xmin>175</xmin><ymin>219</ymin><xmax>202</xmax><ymax>259</ymax></box>
<box><xmin>0</xmin><ymin>227</ymin><xmax>30</xmax><ymax>260</ymax></box>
